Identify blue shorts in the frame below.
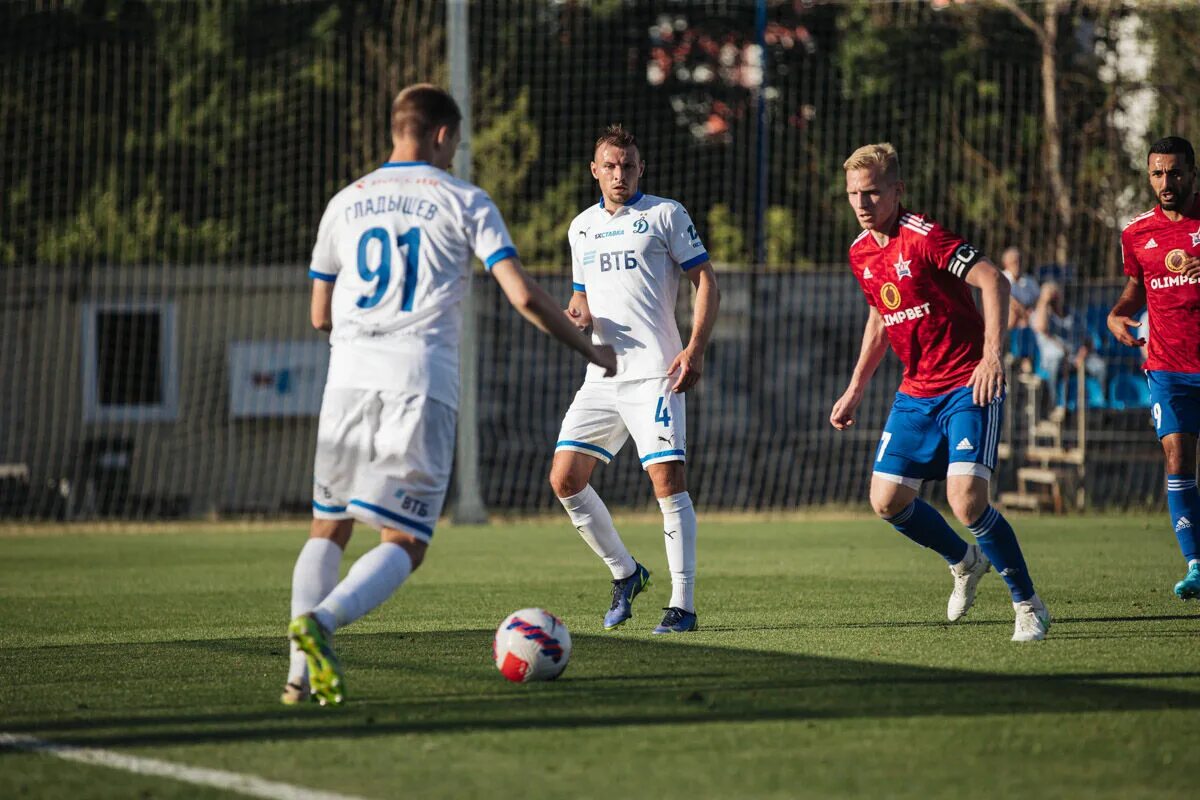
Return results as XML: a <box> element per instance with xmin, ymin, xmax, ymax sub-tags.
<box><xmin>1147</xmin><ymin>371</ymin><xmax>1200</xmax><ymax>439</ymax></box>
<box><xmin>873</xmin><ymin>386</ymin><xmax>1003</xmax><ymax>486</ymax></box>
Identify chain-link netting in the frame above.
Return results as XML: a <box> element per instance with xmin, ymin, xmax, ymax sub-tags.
<box><xmin>1</xmin><ymin>0</ymin><xmax>1195</xmax><ymax>519</ymax></box>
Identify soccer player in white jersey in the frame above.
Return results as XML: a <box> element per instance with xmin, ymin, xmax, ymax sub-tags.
<box><xmin>283</xmin><ymin>85</ymin><xmax>616</xmax><ymax>706</ymax></box>
<box><xmin>551</xmin><ymin>125</ymin><xmax>720</xmax><ymax>634</ymax></box>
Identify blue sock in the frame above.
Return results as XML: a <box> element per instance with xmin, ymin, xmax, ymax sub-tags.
<box><xmin>1166</xmin><ymin>475</ymin><xmax>1200</xmax><ymax>562</ymax></box>
<box><xmin>968</xmin><ymin>506</ymin><xmax>1034</xmax><ymax>602</ymax></box>
<box><xmin>885</xmin><ymin>499</ymin><xmax>969</xmax><ymax>565</ymax></box>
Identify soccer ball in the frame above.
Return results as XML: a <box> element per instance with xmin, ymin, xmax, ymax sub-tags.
<box><xmin>493</xmin><ymin>608</ymin><xmax>572</xmax><ymax>682</ymax></box>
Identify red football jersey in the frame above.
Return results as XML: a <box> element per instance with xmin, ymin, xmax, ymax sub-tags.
<box><xmin>849</xmin><ymin>209</ymin><xmax>985</xmax><ymax>397</ymax></box>
<box><xmin>1121</xmin><ymin>196</ymin><xmax>1200</xmax><ymax>373</ymax></box>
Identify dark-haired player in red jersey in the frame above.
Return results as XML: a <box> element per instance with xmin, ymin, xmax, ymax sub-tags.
<box><xmin>1107</xmin><ymin>135</ymin><xmax>1200</xmax><ymax>600</ymax></box>
<box><xmin>830</xmin><ymin>142</ymin><xmax>1050</xmax><ymax>642</ymax></box>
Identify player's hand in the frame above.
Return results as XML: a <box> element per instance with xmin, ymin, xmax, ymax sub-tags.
<box><xmin>668</xmin><ymin>346</ymin><xmax>703</xmax><ymax>393</ymax></box>
<box><xmin>1106</xmin><ymin>313</ymin><xmax>1145</xmax><ymax>348</ymax></box>
<box><xmin>565</xmin><ymin>303</ymin><xmax>593</xmax><ymax>336</ymax></box>
<box><xmin>1183</xmin><ymin>255</ymin><xmax>1200</xmax><ymax>280</ymax></box>
<box><xmin>969</xmin><ymin>351</ymin><xmax>1005</xmax><ymax>406</ymax></box>
<box><xmin>592</xmin><ymin>344</ymin><xmax>617</xmax><ymax>377</ymax></box>
<box><xmin>830</xmin><ymin>387</ymin><xmax>862</xmax><ymax>430</ymax></box>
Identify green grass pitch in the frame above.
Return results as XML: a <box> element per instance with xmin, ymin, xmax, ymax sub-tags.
<box><xmin>1</xmin><ymin>515</ymin><xmax>1197</xmax><ymax>799</ymax></box>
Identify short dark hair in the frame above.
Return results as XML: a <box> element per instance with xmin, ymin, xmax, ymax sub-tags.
<box><xmin>594</xmin><ymin>124</ymin><xmax>639</xmax><ymax>156</ymax></box>
<box><xmin>1148</xmin><ymin>136</ymin><xmax>1195</xmax><ymax>168</ymax></box>
<box><xmin>391</xmin><ymin>84</ymin><xmax>461</xmax><ymax>141</ymax></box>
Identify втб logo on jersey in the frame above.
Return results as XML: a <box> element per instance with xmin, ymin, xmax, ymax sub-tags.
<box><xmin>880</xmin><ymin>282</ymin><xmax>903</xmax><ymax>310</ymax></box>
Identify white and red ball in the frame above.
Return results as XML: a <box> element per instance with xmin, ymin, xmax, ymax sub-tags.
<box><xmin>493</xmin><ymin>608</ymin><xmax>572</xmax><ymax>682</ymax></box>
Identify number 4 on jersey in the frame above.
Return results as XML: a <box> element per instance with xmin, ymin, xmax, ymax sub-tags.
<box><xmin>356</xmin><ymin>226</ymin><xmax>420</xmax><ymax>311</ymax></box>
<box><xmin>655</xmin><ymin>396</ymin><xmax>671</xmax><ymax>427</ymax></box>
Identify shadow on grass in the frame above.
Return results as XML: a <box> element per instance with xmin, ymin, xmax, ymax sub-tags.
<box><xmin>3</xmin><ymin>630</ymin><xmax>1199</xmax><ymax>750</ymax></box>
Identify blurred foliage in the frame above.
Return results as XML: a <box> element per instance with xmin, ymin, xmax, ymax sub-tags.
<box><xmin>0</xmin><ymin>1</ymin><xmax>1187</xmax><ymax>275</ymax></box>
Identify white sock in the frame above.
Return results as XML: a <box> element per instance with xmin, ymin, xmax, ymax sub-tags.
<box><xmin>658</xmin><ymin>491</ymin><xmax>697</xmax><ymax>612</ymax></box>
<box><xmin>287</xmin><ymin>537</ymin><xmax>343</xmax><ymax>684</ymax></box>
<box><xmin>559</xmin><ymin>485</ymin><xmax>636</xmax><ymax>579</ymax></box>
<box><xmin>312</xmin><ymin>543</ymin><xmax>413</xmax><ymax>632</ymax></box>
<box><xmin>1190</xmin><ymin>559</ymin><xmax>1200</xmax><ymax>569</ymax></box>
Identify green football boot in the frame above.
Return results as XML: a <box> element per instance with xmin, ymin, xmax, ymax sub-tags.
<box><xmin>287</xmin><ymin>614</ymin><xmax>345</xmax><ymax>706</ymax></box>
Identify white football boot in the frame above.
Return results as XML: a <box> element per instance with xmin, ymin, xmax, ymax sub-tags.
<box><xmin>1011</xmin><ymin>595</ymin><xmax>1051</xmax><ymax>642</ymax></box>
<box><xmin>947</xmin><ymin>543</ymin><xmax>991</xmax><ymax>621</ymax></box>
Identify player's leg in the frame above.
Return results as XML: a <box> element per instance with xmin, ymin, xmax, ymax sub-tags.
<box><xmin>624</xmin><ymin>379</ymin><xmax>695</xmax><ymax>634</ymax></box>
<box><xmin>550</xmin><ymin>450</ymin><xmax>636</xmax><ymax>579</ymax></box>
<box><xmin>552</xmin><ymin>383</ymin><xmax>647</xmax><ymax>629</ymax></box>
<box><xmin>292</xmin><ymin>392</ymin><xmax>453</xmax><ymax>704</ymax></box>
<box><xmin>283</xmin><ymin>519</ymin><xmax>351</xmax><ymax>704</ymax></box>
<box><xmin>871</xmin><ymin>395</ymin><xmax>971</xmax><ymax>567</ymax></box>
<box><xmin>944</xmin><ymin>391</ymin><xmax>1048</xmax><ymax>640</ymax></box>
<box><xmin>1148</xmin><ymin>371</ymin><xmax>1200</xmax><ymax>599</ymax></box>
<box><xmin>645</xmin><ymin>460</ymin><xmax>697</xmax><ymax>634</ymax></box>
<box><xmin>285</xmin><ymin>389</ymin><xmax>364</xmax><ymax>704</ymax></box>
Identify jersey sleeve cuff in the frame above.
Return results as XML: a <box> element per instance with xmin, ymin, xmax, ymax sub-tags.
<box><xmin>484</xmin><ymin>246</ymin><xmax>518</xmax><ymax>270</ymax></box>
<box><xmin>679</xmin><ymin>252</ymin><xmax>709</xmax><ymax>271</ymax></box>
<box><xmin>309</xmin><ymin>269</ymin><xmax>337</xmax><ymax>282</ymax></box>
<box><xmin>572</xmin><ymin>282</ymin><xmax>587</xmax><ymax>293</ymax></box>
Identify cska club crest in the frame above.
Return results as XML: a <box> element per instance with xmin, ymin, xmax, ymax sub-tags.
<box><xmin>1191</xmin><ymin>224</ymin><xmax>1200</xmax><ymax>247</ymax></box>
<box><xmin>893</xmin><ymin>255</ymin><xmax>912</xmax><ymax>280</ymax></box>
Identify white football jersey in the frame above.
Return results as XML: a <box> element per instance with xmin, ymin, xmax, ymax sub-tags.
<box><xmin>568</xmin><ymin>192</ymin><xmax>709</xmax><ymax>382</ymax></box>
<box><xmin>309</xmin><ymin>161</ymin><xmax>516</xmax><ymax>409</ymax></box>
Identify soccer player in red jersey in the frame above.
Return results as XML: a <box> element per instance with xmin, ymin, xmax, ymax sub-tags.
<box><xmin>830</xmin><ymin>143</ymin><xmax>1050</xmax><ymax>641</ymax></box>
<box><xmin>1107</xmin><ymin>135</ymin><xmax>1200</xmax><ymax>600</ymax></box>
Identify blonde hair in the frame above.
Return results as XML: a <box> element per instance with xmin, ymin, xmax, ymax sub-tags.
<box><xmin>843</xmin><ymin>142</ymin><xmax>900</xmax><ymax>183</ymax></box>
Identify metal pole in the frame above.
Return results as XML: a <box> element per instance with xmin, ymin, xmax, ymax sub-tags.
<box><xmin>449</xmin><ymin>0</ymin><xmax>488</xmax><ymax>524</ymax></box>
<box><xmin>754</xmin><ymin>0</ymin><xmax>768</xmax><ymax>266</ymax></box>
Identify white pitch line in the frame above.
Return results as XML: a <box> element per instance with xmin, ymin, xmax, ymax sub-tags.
<box><xmin>1</xmin><ymin>733</ymin><xmax>369</xmax><ymax>800</ymax></box>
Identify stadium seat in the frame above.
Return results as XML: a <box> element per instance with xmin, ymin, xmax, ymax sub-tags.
<box><xmin>1055</xmin><ymin>373</ymin><xmax>1107</xmax><ymax>411</ymax></box>
<box><xmin>1108</xmin><ymin>369</ymin><xmax>1152</xmax><ymax>410</ymax></box>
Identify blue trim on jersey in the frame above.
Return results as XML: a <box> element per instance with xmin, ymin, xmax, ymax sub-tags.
<box><xmin>381</xmin><ymin>160</ymin><xmax>429</xmax><ymax>168</ymax></box>
<box><xmin>640</xmin><ymin>448</ymin><xmax>686</xmax><ymax>463</ymax></box>
<box><xmin>599</xmin><ymin>191</ymin><xmax>645</xmax><ymax>209</ymax></box>
<box><xmin>347</xmin><ymin>499</ymin><xmax>435</xmax><ymax>536</ymax></box>
<box><xmin>312</xmin><ymin>500</ymin><xmax>347</xmax><ymax>513</ymax></box>
<box><xmin>484</xmin><ymin>246</ymin><xmax>518</xmax><ymax>270</ymax></box>
<box><xmin>679</xmin><ymin>252</ymin><xmax>709</xmax><ymax>271</ymax></box>
<box><xmin>556</xmin><ymin>440</ymin><xmax>614</xmax><ymax>460</ymax></box>
<box><xmin>309</xmin><ymin>269</ymin><xmax>337</xmax><ymax>282</ymax></box>
<box><xmin>572</xmin><ymin>282</ymin><xmax>587</xmax><ymax>293</ymax></box>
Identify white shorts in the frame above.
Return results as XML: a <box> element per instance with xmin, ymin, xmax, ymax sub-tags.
<box><xmin>312</xmin><ymin>388</ymin><xmax>456</xmax><ymax>542</ymax></box>
<box><xmin>555</xmin><ymin>377</ymin><xmax>686</xmax><ymax>469</ymax></box>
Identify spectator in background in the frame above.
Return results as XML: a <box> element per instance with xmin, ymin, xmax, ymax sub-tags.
<box><xmin>1031</xmin><ymin>281</ymin><xmax>1106</xmax><ymax>402</ymax></box>
<box><xmin>1001</xmin><ymin>247</ymin><xmax>1039</xmax><ymax>329</ymax></box>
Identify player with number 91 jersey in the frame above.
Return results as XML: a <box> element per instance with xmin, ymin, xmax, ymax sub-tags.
<box><xmin>310</xmin><ymin>161</ymin><xmax>516</xmax><ymax>410</ymax></box>
<box><xmin>308</xmin><ymin>160</ymin><xmax>516</xmax><ymax>539</ymax></box>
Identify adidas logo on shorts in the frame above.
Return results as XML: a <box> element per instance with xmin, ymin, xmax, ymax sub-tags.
<box><xmin>955</xmin><ymin>438</ymin><xmax>974</xmax><ymax>451</ymax></box>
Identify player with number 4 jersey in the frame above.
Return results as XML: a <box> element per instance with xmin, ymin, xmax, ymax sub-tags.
<box><xmin>830</xmin><ymin>143</ymin><xmax>1049</xmax><ymax>642</ymax></box>
<box><xmin>551</xmin><ymin>125</ymin><xmax>719</xmax><ymax>635</ymax></box>
<box><xmin>1108</xmin><ymin>135</ymin><xmax>1200</xmax><ymax>601</ymax></box>
<box><xmin>283</xmin><ymin>84</ymin><xmax>616</xmax><ymax>707</ymax></box>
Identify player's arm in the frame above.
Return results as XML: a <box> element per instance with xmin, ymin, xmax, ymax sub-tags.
<box><xmin>1107</xmin><ymin>277</ymin><xmax>1147</xmax><ymax>347</ymax></box>
<box><xmin>310</xmin><ymin>278</ymin><xmax>334</xmax><ymax>332</ymax></box>
<box><xmin>963</xmin><ymin>258</ymin><xmax>1007</xmax><ymax>406</ymax></box>
<box><xmin>669</xmin><ymin>262</ymin><xmax>720</xmax><ymax>393</ymax></box>
<box><xmin>490</xmin><ymin>257</ymin><xmax>617</xmax><ymax>376</ymax></box>
<box><xmin>830</xmin><ymin>307</ymin><xmax>888</xmax><ymax>431</ymax></box>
